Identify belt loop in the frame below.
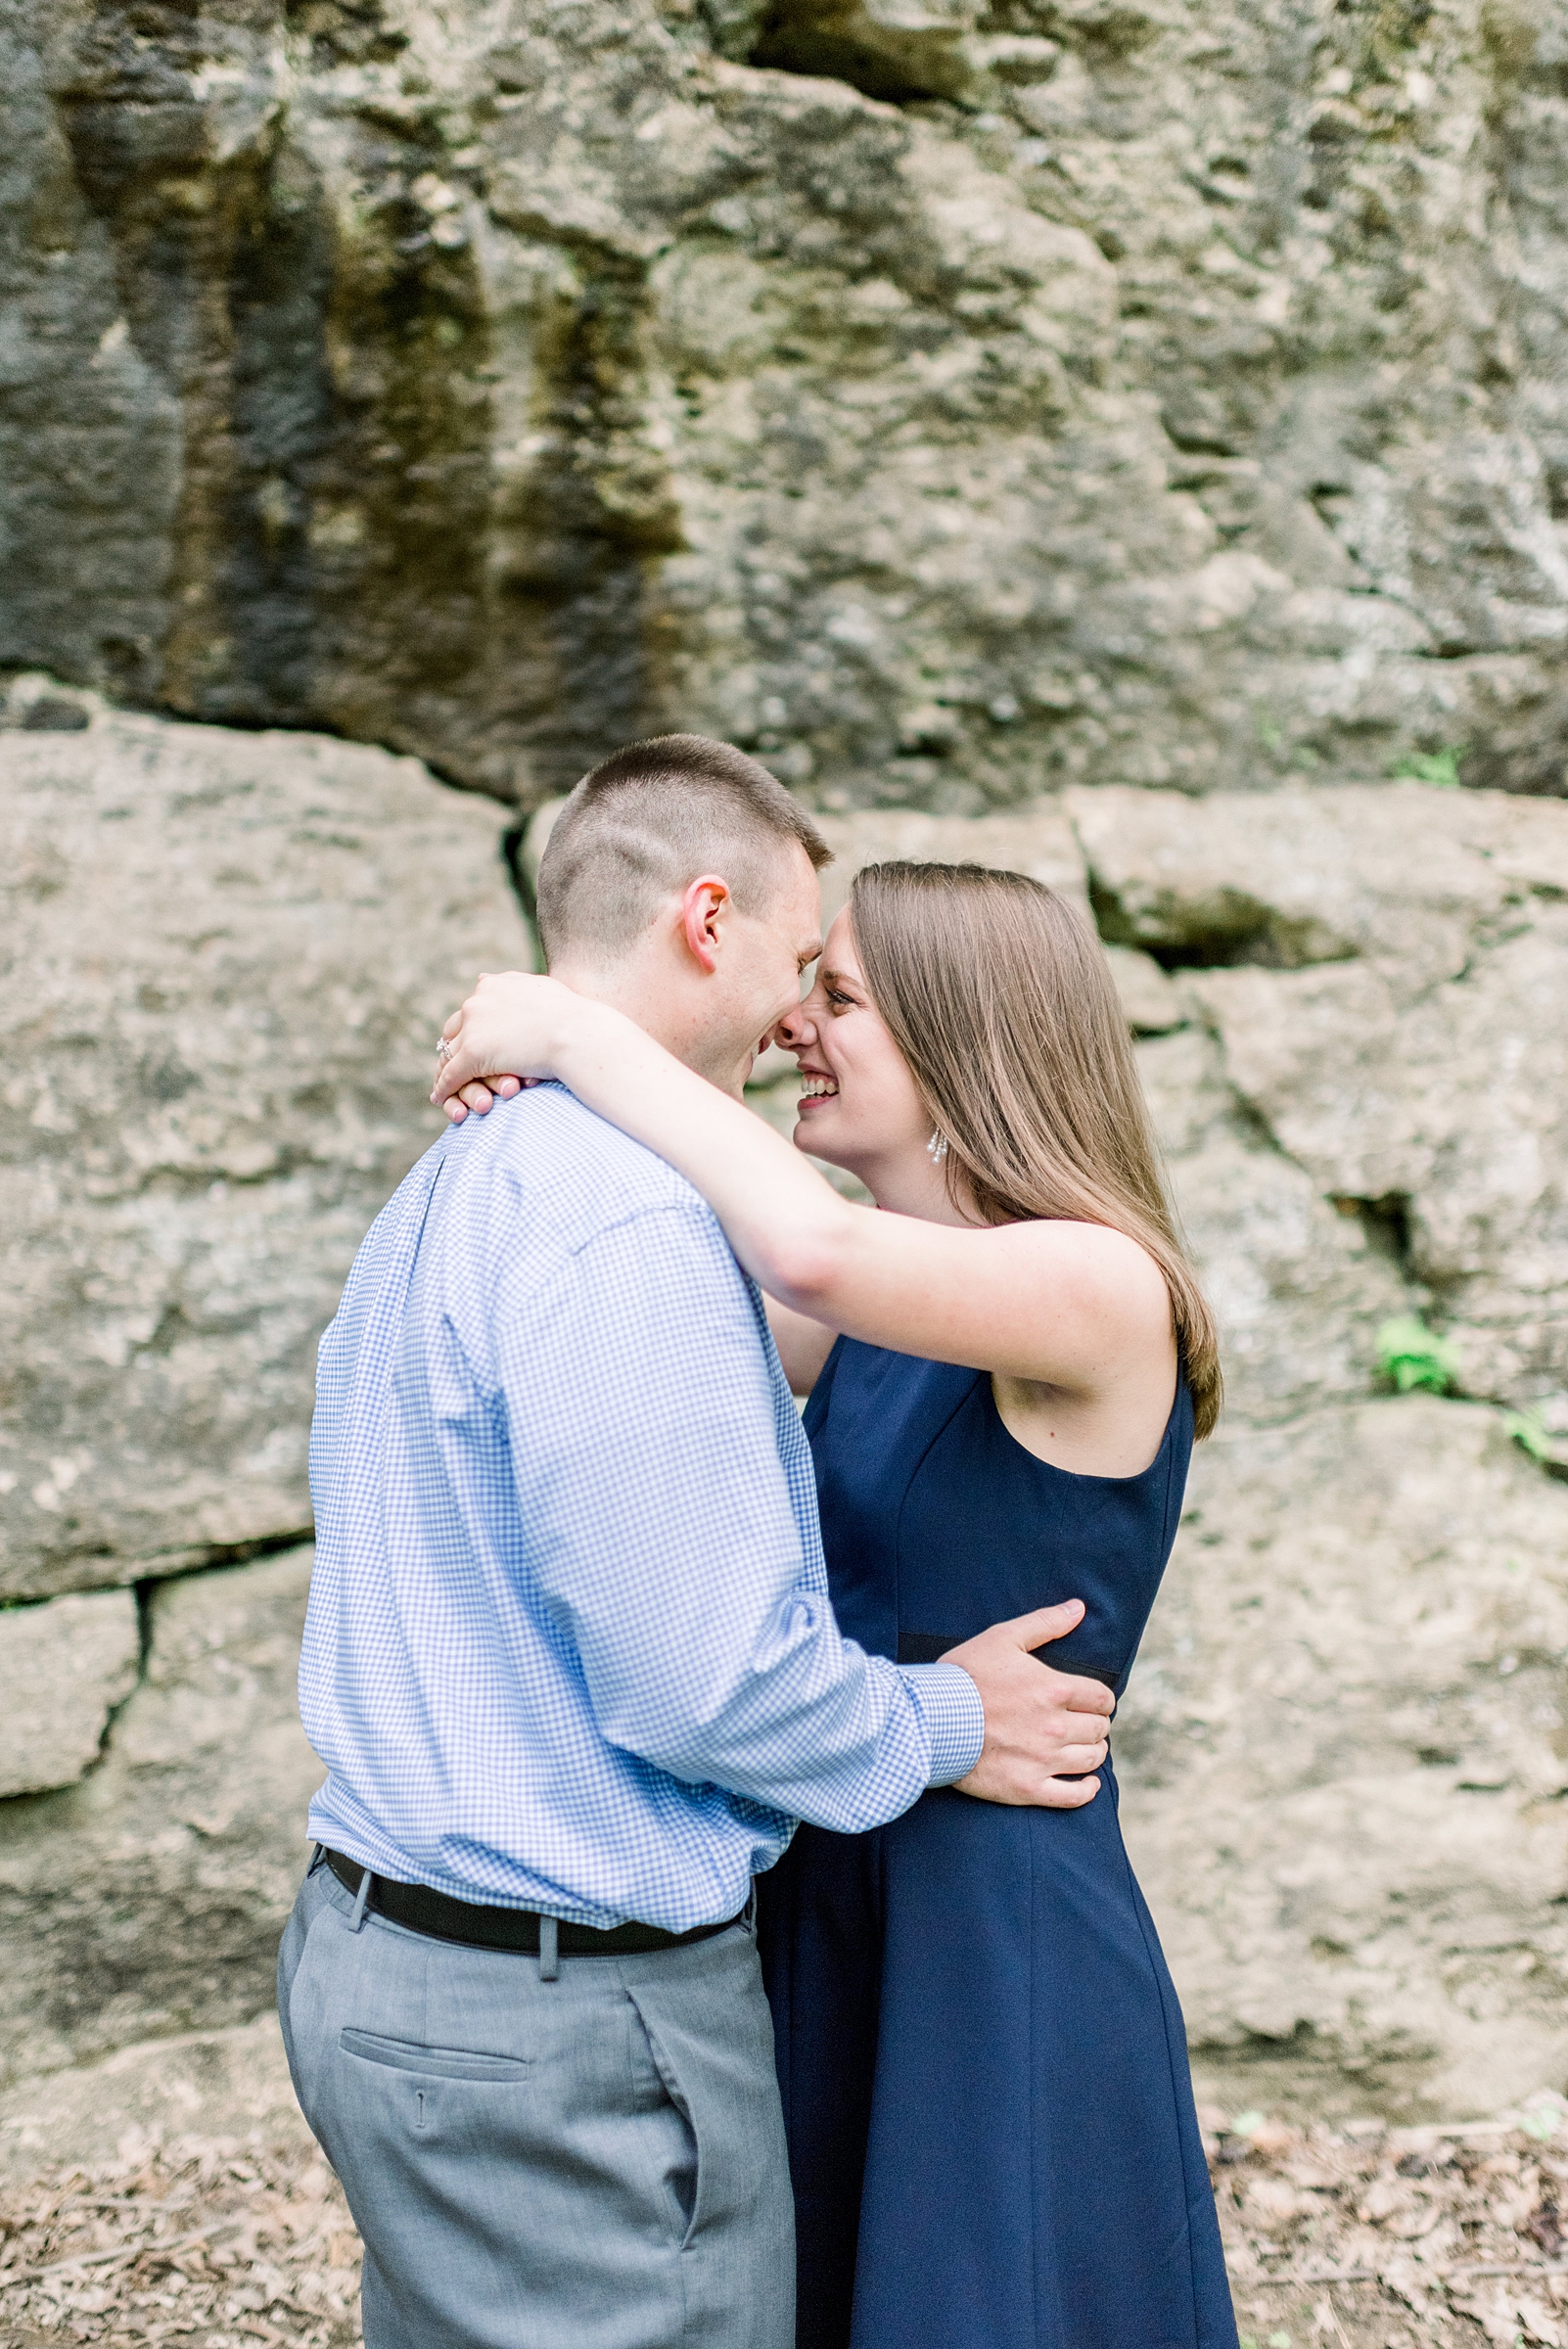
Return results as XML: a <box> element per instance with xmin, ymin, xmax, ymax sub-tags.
<box><xmin>348</xmin><ymin>1865</ymin><xmax>374</xmax><ymax>1933</ymax></box>
<box><xmin>307</xmin><ymin>1842</ymin><xmax>325</xmax><ymax>1879</ymax></box>
<box><xmin>538</xmin><ymin>1915</ymin><xmax>560</xmax><ymax>1982</ymax></box>
<box><xmin>744</xmin><ymin>1879</ymin><xmax>758</xmax><ymax>1937</ymax></box>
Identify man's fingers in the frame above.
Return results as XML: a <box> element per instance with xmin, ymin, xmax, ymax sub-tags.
<box><xmin>1004</xmin><ymin>1597</ymin><xmax>1084</xmax><ymax>1651</ymax></box>
<box><xmin>942</xmin><ymin>1600</ymin><xmax>1118</xmax><ymax>1810</ymax></box>
<box><xmin>1055</xmin><ymin>1687</ymin><xmax>1117</xmax><ymax>1727</ymax></box>
<box><xmin>1040</xmin><ymin>1683</ymin><xmax>1115</xmax><ymax>1728</ymax></box>
<box><xmin>950</xmin><ymin>1755</ymin><xmax>1106</xmax><ymax>1807</ymax></box>
<box><xmin>1037</xmin><ymin>1774</ymin><xmax>1100</xmax><ymax>1811</ymax></box>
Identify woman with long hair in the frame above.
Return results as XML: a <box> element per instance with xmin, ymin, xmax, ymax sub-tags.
<box><xmin>433</xmin><ymin>860</ymin><xmax>1236</xmax><ymax>2349</ymax></box>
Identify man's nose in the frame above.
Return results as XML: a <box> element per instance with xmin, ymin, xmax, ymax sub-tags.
<box><xmin>771</xmin><ymin>998</ymin><xmax>816</xmax><ymax>1050</ymax></box>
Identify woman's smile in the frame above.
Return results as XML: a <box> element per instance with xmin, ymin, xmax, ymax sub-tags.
<box><xmin>797</xmin><ymin>1066</ymin><xmax>839</xmax><ymax>1107</ymax></box>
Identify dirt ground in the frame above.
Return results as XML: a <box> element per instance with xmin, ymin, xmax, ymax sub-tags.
<box><xmin>1</xmin><ymin>2098</ymin><xmax>1566</xmax><ymax>2347</ymax></box>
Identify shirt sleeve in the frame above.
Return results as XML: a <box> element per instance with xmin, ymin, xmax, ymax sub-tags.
<box><xmin>901</xmin><ymin>1661</ymin><xmax>985</xmax><ymax>1787</ymax></box>
<box><xmin>493</xmin><ymin>1202</ymin><xmax>979</xmax><ymax>1832</ymax></box>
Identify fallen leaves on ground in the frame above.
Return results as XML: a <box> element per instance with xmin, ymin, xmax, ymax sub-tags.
<box><xmin>0</xmin><ymin>2132</ymin><xmax>361</xmax><ymax>2346</ymax></box>
<box><xmin>3</xmin><ymin>2096</ymin><xmax>1568</xmax><ymax>2344</ymax></box>
<box><xmin>1209</xmin><ymin>2094</ymin><xmax>1568</xmax><ymax>2348</ymax></box>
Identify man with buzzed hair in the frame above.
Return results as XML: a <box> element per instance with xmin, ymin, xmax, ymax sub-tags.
<box><xmin>280</xmin><ymin>736</ymin><xmax>1111</xmax><ymax>2349</ymax></box>
<box><xmin>533</xmin><ymin>733</ymin><xmax>830</xmax><ymax>990</ymax></box>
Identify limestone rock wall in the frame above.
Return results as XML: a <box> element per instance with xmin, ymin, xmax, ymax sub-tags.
<box><xmin>761</xmin><ymin>776</ymin><xmax>1568</xmax><ymax>2121</ymax></box>
<box><xmin>1</xmin><ymin>701</ymin><xmax>531</xmax><ymax>2095</ymax></box>
<box><xmin>1124</xmin><ymin>1398</ymin><xmax>1568</xmax><ymax>2124</ymax></box>
<box><xmin>1</xmin><ymin>694</ymin><xmax>530</xmax><ymax>1603</ymax></box>
<box><xmin>1074</xmin><ymin>781</ymin><xmax>1568</xmax><ymax>1414</ymax></box>
<box><xmin>7</xmin><ymin>0</ymin><xmax>1568</xmax><ymax>2147</ymax></box>
<box><xmin>0</xmin><ymin>1548</ymin><xmax>322</xmax><ymax>2089</ymax></box>
<box><xmin>1</xmin><ymin>710</ymin><xmax>1565</xmax><ymax>2120</ymax></box>
<box><xmin>4</xmin><ymin>0</ymin><xmax>1568</xmax><ymax>807</ymax></box>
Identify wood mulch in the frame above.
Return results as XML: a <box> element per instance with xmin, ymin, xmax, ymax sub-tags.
<box><xmin>2</xmin><ymin>2096</ymin><xmax>1565</xmax><ymax>2345</ymax></box>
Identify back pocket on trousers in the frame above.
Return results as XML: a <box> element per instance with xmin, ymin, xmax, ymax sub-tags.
<box><xmin>340</xmin><ymin>2028</ymin><xmax>530</xmax><ymax>2082</ymax></box>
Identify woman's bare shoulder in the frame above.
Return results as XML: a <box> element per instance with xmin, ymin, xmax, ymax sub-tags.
<box><xmin>992</xmin><ymin>1217</ymin><xmax>1174</xmax><ymax>1337</ymax></box>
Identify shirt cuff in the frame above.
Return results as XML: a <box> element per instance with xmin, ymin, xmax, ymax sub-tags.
<box><xmin>900</xmin><ymin>1662</ymin><xmax>986</xmax><ymax>1788</ymax></box>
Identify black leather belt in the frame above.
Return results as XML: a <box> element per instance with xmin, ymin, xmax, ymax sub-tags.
<box><xmin>321</xmin><ymin>1847</ymin><xmax>743</xmax><ymax>1958</ymax></box>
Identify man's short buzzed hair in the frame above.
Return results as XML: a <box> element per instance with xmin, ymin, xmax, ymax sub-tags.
<box><xmin>535</xmin><ymin>734</ymin><xmax>832</xmax><ymax>965</ymax></box>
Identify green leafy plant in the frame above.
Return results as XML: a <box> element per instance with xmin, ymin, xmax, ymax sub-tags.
<box><xmin>1391</xmin><ymin>745</ymin><xmax>1462</xmax><ymax>788</ymax></box>
<box><xmin>1377</xmin><ymin>1316</ymin><xmax>1459</xmax><ymax>1395</ymax></box>
<box><xmin>1503</xmin><ymin>1408</ymin><xmax>1551</xmax><ymax>1464</ymax></box>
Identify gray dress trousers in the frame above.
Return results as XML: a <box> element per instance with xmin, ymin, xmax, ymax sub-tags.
<box><xmin>278</xmin><ymin>1859</ymin><xmax>794</xmax><ymax>2349</ymax></box>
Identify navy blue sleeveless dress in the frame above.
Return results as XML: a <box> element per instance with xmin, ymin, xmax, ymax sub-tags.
<box><xmin>760</xmin><ymin>1339</ymin><xmax>1237</xmax><ymax>2349</ymax></box>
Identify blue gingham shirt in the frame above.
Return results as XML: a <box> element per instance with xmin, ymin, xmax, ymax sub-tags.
<box><xmin>300</xmin><ymin>1083</ymin><xmax>984</xmax><ymax>1930</ymax></box>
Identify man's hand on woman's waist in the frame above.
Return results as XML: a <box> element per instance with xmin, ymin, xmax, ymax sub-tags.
<box><xmin>943</xmin><ymin>1597</ymin><xmax>1113</xmax><ymax>1808</ymax></box>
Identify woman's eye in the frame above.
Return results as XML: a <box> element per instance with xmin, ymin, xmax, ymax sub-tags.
<box><xmin>826</xmin><ymin>988</ymin><xmax>853</xmax><ymax>1009</ymax></box>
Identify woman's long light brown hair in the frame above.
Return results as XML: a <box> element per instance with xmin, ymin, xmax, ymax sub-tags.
<box><xmin>849</xmin><ymin>860</ymin><xmax>1222</xmax><ymax>1439</ymax></box>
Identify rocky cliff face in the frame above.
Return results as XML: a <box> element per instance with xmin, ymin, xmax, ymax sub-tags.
<box><xmin>798</xmin><ymin>780</ymin><xmax>1568</xmax><ymax>2122</ymax></box>
<box><xmin>1</xmin><ymin>700</ymin><xmax>530</xmax><ymax>2095</ymax></box>
<box><xmin>3</xmin><ymin>699</ymin><xmax>1564</xmax><ymax>2125</ymax></box>
<box><xmin>4</xmin><ymin>0</ymin><xmax>1568</xmax><ymax>2142</ymax></box>
<box><xmin>0</xmin><ymin>692</ymin><xmax>529</xmax><ymax>1603</ymax></box>
<box><xmin>4</xmin><ymin>0</ymin><xmax>1568</xmax><ymax>806</ymax></box>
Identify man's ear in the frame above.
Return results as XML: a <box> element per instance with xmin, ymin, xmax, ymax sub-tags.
<box><xmin>678</xmin><ymin>874</ymin><xmax>732</xmax><ymax>974</ymax></box>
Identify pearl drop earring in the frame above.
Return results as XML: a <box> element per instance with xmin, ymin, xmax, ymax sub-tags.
<box><xmin>926</xmin><ymin>1130</ymin><xmax>948</xmax><ymax>1165</ymax></box>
